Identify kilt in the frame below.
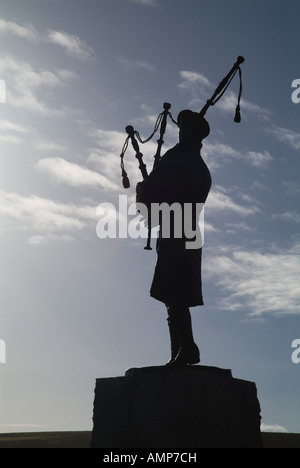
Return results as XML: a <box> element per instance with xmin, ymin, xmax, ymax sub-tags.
<box><xmin>137</xmin><ymin>142</ymin><xmax>211</xmax><ymax>308</ymax></box>
<box><xmin>150</xmin><ymin>236</ymin><xmax>204</xmax><ymax>307</ymax></box>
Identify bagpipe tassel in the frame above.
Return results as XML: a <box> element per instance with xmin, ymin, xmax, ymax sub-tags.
<box><xmin>234</xmin><ymin>66</ymin><xmax>243</xmax><ymax>123</ymax></box>
<box><xmin>234</xmin><ymin>104</ymin><xmax>241</xmax><ymax>123</ymax></box>
<box><xmin>122</xmin><ymin>168</ymin><xmax>130</xmax><ymax>189</ymax></box>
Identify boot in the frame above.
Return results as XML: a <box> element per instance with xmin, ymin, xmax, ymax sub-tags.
<box><xmin>165</xmin><ymin>305</ymin><xmax>200</xmax><ymax>368</ymax></box>
<box><xmin>166</xmin><ymin>316</ymin><xmax>181</xmax><ymax>365</ymax></box>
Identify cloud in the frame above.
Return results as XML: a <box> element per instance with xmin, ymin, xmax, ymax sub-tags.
<box><xmin>0</xmin><ymin>18</ymin><xmax>38</xmax><ymax>40</ymax></box>
<box><xmin>0</xmin><ymin>190</ymin><xmax>97</xmax><ymax>243</ymax></box>
<box><xmin>34</xmin><ymin>140</ymin><xmax>69</xmax><ymax>153</ymax></box>
<box><xmin>36</xmin><ymin>157</ymin><xmax>119</xmax><ymax>191</ymax></box>
<box><xmin>28</xmin><ymin>233</ymin><xmax>75</xmax><ymax>245</ymax></box>
<box><xmin>178</xmin><ymin>70</ymin><xmax>271</xmax><ymax>121</ymax></box>
<box><xmin>0</xmin><ymin>134</ymin><xmax>26</xmax><ymax>144</ymax></box>
<box><xmin>224</xmin><ymin>221</ymin><xmax>255</xmax><ymax>234</ymax></box>
<box><xmin>246</xmin><ymin>150</ymin><xmax>272</xmax><ymax>166</ymax></box>
<box><xmin>78</xmin><ymin>121</ymin><xmax>137</xmax><ymax>184</ymax></box>
<box><xmin>0</xmin><ymin>55</ymin><xmax>76</xmax><ymax>116</ymax></box>
<box><xmin>0</xmin><ymin>119</ymin><xmax>31</xmax><ymax>144</ymax></box>
<box><xmin>204</xmin><ymin>244</ymin><xmax>300</xmax><ymax>318</ymax></box>
<box><xmin>178</xmin><ymin>70</ymin><xmax>212</xmax><ymax>106</ymax></box>
<box><xmin>128</xmin><ymin>0</ymin><xmax>159</xmax><ymax>6</ymax></box>
<box><xmin>0</xmin><ymin>19</ymin><xmax>96</xmax><ymax>62</ymax></box>
<box><xmin>117</xmin><ymin>57</ymin><xmax>156</xmax><ymax>73</ymax></box>
<box><xmin>46</xmin><ymin>30</ymin><xmax>96</xmax><ymax>61</ymax></box>
<box><xmin>261</xmin><ymin>423</ymin><xmax>288</xmax><ymax>433</ymax></box>
<box><xmin>265</xmin><ymin>125</ymin><xmax>300</xmax><ymax>150</ymax></box>
<box><xmin>0</xmin><ymin>119</ymin><xmax>30</xmax><ymax>134</ymax></box>
<box><xmin>178</xmin><ymin>70</ymin><xmax>212</xmax><ymax>90</ymax></box>
<box><xmin>281</xmin><ymin>181</ymin><xmax>300</xmax><ymax>197</ymax></box>
<box><xmin>207</xmin><ymin>186</ymin><xmax>260</xmax><ymax>216</ymax></box>
<box><xmin>203</xmin><ymin>141</ymin><xmax>272</xmax><ymax>168</ymax></box>
<box><xmin>272</xmin><ymin>210</ymin><xmax>300</xmax><ymax>224</ymax></box>
<box><xmin>0</xmin><ymin>423</ymin><xmax>49</xmax><ymax>430</ymax></box>
<box><xmin>217</xmin><ymin>91</ymin><xmax>271</xmax><ymax>120</ymax></box>
<box><xmin>85</xmin><ymin>124</ymin><xmax>161</xmax><ymax>192</ymax></box>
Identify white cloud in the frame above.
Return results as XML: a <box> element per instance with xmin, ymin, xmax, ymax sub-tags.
<box><xmin>224</xmin><ymin>221</ymin><xmax>255</xmax><ymax>233</ymax></box>
<box><xmin>129</xmin><ymin>0</ymin><xmax>159</xmax><ymax>6</ymax></box>
<box><xmin>117</xmin><ymin>57</ymin><xmax>156</xmax><ymax>73</ymax></box>
<box><xmin>0</xmin><ymin>119</ymin><xmax>30</xmax><ymax>133</ymax></box>
<box><xmin>207</xmin><ymin>186</ymin><xmax>260</xmax><ymax>216</ymax></box>
<box><xmin>0</xmin><ymin>18</ymin><xmax>38</xmax><ymax>40</ymax></box>
<box><xmin>46</xmin><ymin>30</ymin><xmax>96</xmax><ymax>61</ymax></box>
<box><xmin>80</xmin><ymin>122</ymin><xmax>138</xmax><ymax>186</ymax></box>
<box><xmin>0</xmin><ymin>134</ymin><xmax>26</xmax><ymax>144</ymax></box>
<box><xmin>86</xmin><ymin>125</ymin><xmax>160</xmax><ymax>191</ymax></box>
<box><xmin>272</xmin><ymin>210</ymin><xmax>300</xmax><ymax>224</ymax></box>
<box><xmin>217</xmin><ymin>91</ymin><xmax>271</xmax><ymax>120</ymax></box>
<box><xmin>281</xmin><ymin>181</ymin><xmax>300</xmax><ymax>197</ymax></box>
<box><xmin>178</xmin><ymin>70</ymin><xmax>212</xmax><ymax>105</ymax></box>
<box><xmin>0</xmin><ymin>190</ymin><xmax>98</xmax><ymax>243</ymax></box>
<box><xmin>0</xmin><ymin>119</ymin><xmax>30</xmax><ymax>144</ymax></box>
<box><xmin>0</xmin><ymin>191</ymin><xmax>84</xmax><ymax>231</ymax></box>
<box><xmin>204</xmin><ymin>141</ymin><xmax>240</xmax><ymax>160</ymax></box>
<box><xmin>178</xmin><ymin>70</ymin><xmax>270</xmax><ymax>121</ymax></box>
<box><xmin>203</xmin><ymin>141</ymin><xmax>273</xmax><ymax>168</ymax></box>
<box><xmin>28</xmin><ymin>233</ymin><xmax>75</xmax><ymax>245</ymax></box>
<box><xmin>36</xmin><ymin>157</ymin><xmax>119</xmax><ymax>191</ymax></box>
<box><xmin>0</xmin><ymin>19</ymin><xmax>96</xmax><ymax>62</ymax></box>
<box><xmin>178</xmin><ymin>70</ymin><xmax>212</xmax><ymax>90</ymax></box>
<box><xmin>204</xmin><ymin>245</ymin><xmax>300</xmax><ymax>318</ymax></box>
<box><xmin>0</xmin><ymin>423</ymin><xmax>49</xmax><ymax>429</ymax></box>
<box><xmin>246</xmin><ymin>150</ymin><xmax>272</xmax><ymax>166</ymax></box>
<box><xmin>265</xmin><ymin>125</ymin><xmax>300</xmax><ymax>150</ymax></box>
<box><xmin>261</xmin><ymin>423</ymin><xmax>288</xmax><ymax>433</ymax></box>
<box><xmin>0</xmin><ymin>55</ymin><xmax>76</xmax><ymax>116</ymax></box>
<box><xmin>34</xmin><ymin>140</ymin><xmax>68</xmax><ymax>153</ymax></box>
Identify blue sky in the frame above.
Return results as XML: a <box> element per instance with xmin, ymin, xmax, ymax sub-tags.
<box><xmin>0</xmin><ymin>0</ymin><xmax>299</xmax><ymax>434</ymax></box>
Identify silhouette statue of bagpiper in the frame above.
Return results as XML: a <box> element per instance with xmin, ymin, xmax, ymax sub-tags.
<box><xmin>119</xmin><ymin>56</ymin><xmax>245</xmax><ymax>368</ymax></box>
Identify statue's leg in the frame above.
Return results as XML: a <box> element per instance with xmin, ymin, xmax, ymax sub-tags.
<box><xmin>165</xmin><ymin>301</ymin><xmax>200</xmax><ymax>367</ymax></box>
<box><xmin>165</xmin><ymin>311</ymin><xmax>181</xmax><ymax>364</ymax></box>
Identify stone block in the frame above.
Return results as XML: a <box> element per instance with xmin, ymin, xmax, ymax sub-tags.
<box><xmin>91</xmin><ymin>366</ymin><xmax>263</xmax><ymax>448</ymax></box>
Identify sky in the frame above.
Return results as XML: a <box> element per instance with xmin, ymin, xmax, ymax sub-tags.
<box><xmin>0</xmin><ymin>0</ymin><xmax>299</xmax><ymax>435</ymax></box>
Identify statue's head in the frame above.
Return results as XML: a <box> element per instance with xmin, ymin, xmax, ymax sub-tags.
<box><xmin>177</xmin><ymin>110</ymin><xmax>210</xmax><ymax>145</ymax></box>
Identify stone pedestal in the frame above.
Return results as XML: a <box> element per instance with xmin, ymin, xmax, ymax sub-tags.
<box><xmin>91</xmin><ymin>366</ymin><xmax>263</xmax><ymax>448</ymax></box>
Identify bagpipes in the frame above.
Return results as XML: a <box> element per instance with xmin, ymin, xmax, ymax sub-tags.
<box><xmin>119</xmin><ymin>55</ymin><xmax>245</xmax><ymax>249</ymax></box>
